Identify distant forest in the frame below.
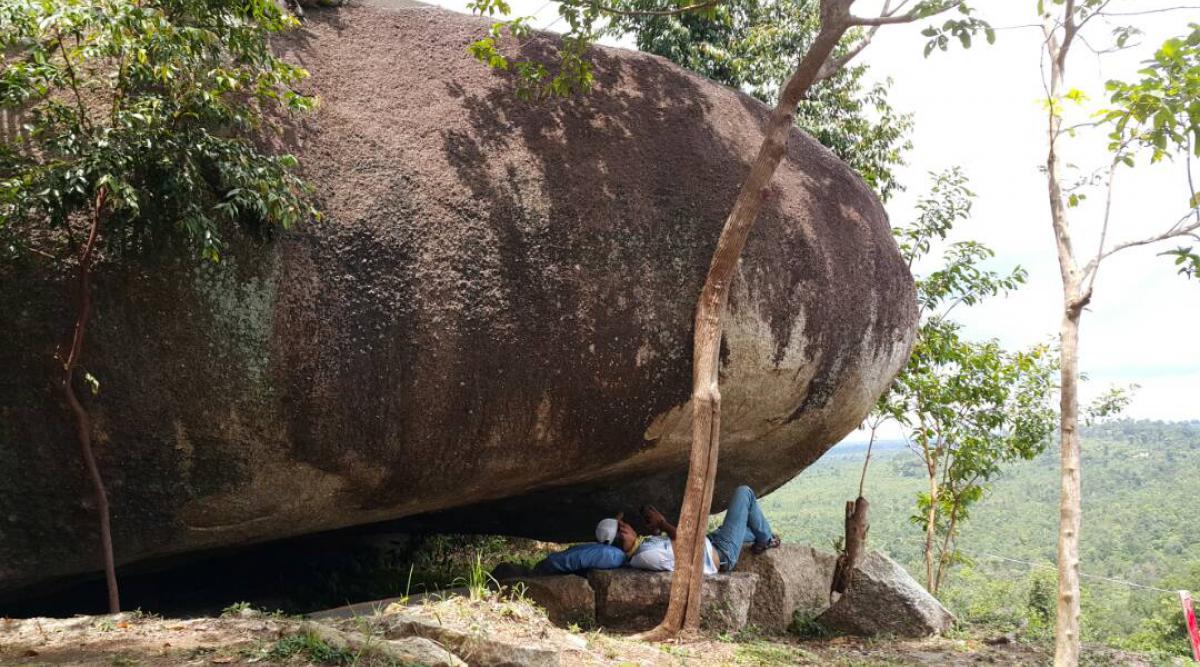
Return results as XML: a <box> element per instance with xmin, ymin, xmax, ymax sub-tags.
<box><xmin>764</xmin><ymin>420</ymin><xmax>1200</xmax><ymax>660</ymax></box>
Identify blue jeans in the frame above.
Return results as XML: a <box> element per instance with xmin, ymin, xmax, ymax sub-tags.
<box><xmin>707</xmin><ymin>485</ymin><xmax>773</xmax><ymax>571</ymax></box>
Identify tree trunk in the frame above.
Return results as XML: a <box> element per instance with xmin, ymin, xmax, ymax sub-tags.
<box><xmin>61</xmin><ymin>188</ymin><xmax>119</xmax><ymax>614</ymax></box>
<box><xmin>933</xmin><ymin>498</ymin><xmax>960</xmax><ymax>596</ymax></box>
<box><xmin>1043</xmin><ymin>12</ymin><xmax>1083</xmax><ymax>662</ymax></box>
<box><xmin>642</xmin><ymin>11</ymin><xmax>851</xmax><ymax>639</ymax></box>
<box><xmin>924</xmin><ymin>469</ymin><xmax>938</xmax><ymax>592</ymax></box>
<box><xmin>1055</xmin><ymin>310</ymin><xmax>1083</xmax><ymax>665</ymax></box>
<box><xmin>830</xmin><ymin>496</ymin><xmax>869</xmax><ymax>599</ymax></box>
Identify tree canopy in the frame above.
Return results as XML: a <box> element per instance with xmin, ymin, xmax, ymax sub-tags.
<box><xmin>613</xmin><ymin>0</ymin><xmax>913</xmax><ymax>200</ymax></box>
<box><xmin>0</xmin><ymin>0</ymin><xmax>315</xmax><ymax>265</ymax></box>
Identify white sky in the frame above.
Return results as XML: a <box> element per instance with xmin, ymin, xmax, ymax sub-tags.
<box><xmin>422</xmin><ymin>0</ymin><xmax>1200</xmax><ymax>436</ymax></box>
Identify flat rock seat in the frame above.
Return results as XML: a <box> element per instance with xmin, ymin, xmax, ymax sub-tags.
<box><xmin>587</xmin><ymin>569</ymin><xmax>759</xmax><ymax>633</ymax></box>
<box><xmin>503</xmin><ymin>574</ymin><xmax>597</xmax><ymax>628</ymax></box>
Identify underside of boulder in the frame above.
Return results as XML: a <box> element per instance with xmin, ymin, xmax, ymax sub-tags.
<box><xmin>0</xmin><ymin>1</ymin><xmax>916</xmax><ymax>597</ymax></box>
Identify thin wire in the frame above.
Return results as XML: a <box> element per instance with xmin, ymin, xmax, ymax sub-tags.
<box><xmin>967</xmin><ymin>550</ymin><xmax>1177</xmax><ymax>594</ymax></box>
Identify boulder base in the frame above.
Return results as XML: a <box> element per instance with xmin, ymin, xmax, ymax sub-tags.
<box><xmin>816</xmin><ymin>552</ymin><xmax>955</xmax><ymax>637</ymax></box>
<box><xmin>733</xmin><ymin>544</ymin><xmax>838</xmax><ymax>631</ymax></box>
<box><xmin>587</xmin><ymin>569</ymin><xmax>758</xmax><ymax>633</ymax></box>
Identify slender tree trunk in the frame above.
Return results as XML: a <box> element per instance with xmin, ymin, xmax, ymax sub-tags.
<box><xmin>641</xmin><ymin>9</ymin><xmax>851</xmax><ymax>639</ymax></box>
<box><xmin>933</xmin><ymin>498</ymin><xmax>960</xmax><ymax>596</ymax></box>
<box><xmin>61</xmin><ymin>188</ymin><xmax>119</xmax><ymax>614</ymax></box>
<box><xmin>1055</xmin><ymin>311</ymin><xmax>1083</xmax><ymax>665</ymax></box>
<box><xmin>1043</xmin><ymin>10</ymin><xmax>1084</xmax><ymax>661</ymax></box>
<box><xmin>924</xmin><ymin>467</ymin><xmax>938</xmax><ymax>591</ymax></box>
<box><xmin>857</xmin><ymin>420</ymin><xmax>878</xmax><ymax>498</ymax></box>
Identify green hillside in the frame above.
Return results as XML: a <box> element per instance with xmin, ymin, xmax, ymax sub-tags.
<box><xmin>761</xmin><ymin>420</ymin><xmax>1200</xmax><ymax>658</ymax></box>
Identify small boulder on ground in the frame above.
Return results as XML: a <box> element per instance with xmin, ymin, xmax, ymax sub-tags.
<box><xmin>587</xmin><ymin>569</ymin><xmax>758</xmax><ymax>633</ymax></box>
<box><xmin>816</xmin><ymin>551</ymin><xmax>955</xmax><ymax>637</ymax></box>
<box><xmin>381</xmin><ymin>612</ymin><xmax>561</xmax><ymax>667</ymax></box>
<box><xmin>733</xmin><ymin>544</ymin><xmax>838</xmax><ymax>631</ymax></box>
<box><xmin>500</xmin><ymin>574</ymin><xmax>596</xmax><ymax>628</ymax></box>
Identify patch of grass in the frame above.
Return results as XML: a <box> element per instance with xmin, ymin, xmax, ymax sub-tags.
<box><xmin>659</xmin><ymin>642</ymin><xmax>697</xmax><ymax>659</ymax></box>
<box><xmin>733</xmin><ymin>639</ymin><xmax>818</xmax><ymax>665</ymax></box>
<box><xmin>128</xmin><ymin>608</ymin><xmax>158</xmax><ymax>621</ymax></box>
<box><xmin>452</xmin><ymin>551</ymin><xmax>499</xmax><ymax>602</ymax></box>
<box><xmin>588</xmin><ymin>631</ymin><xmax>623</xmax><ymax>660</ymax></box>
<box><xmin>788</xmin><ymin>611</ymin><xmax>832</xmax><ymax>640</ymax></box>
<box><xmin>267</xmin><ymin>631</ymin><xmax>357</xmax><ymax>665</ymax></box>
<box><xmin>184</xmin><ymin>646</ymin><xmax>216</xmax><ymax>660</ymax></box>
<box><xmin>220</xmin><ymin>601</ymin><xmax>254</xmax><ymax>617</ymax></box>
<box><xmin>110</xmin><ymin>656</ymin><xmax>140</xmax><ymax>667</ymax></box>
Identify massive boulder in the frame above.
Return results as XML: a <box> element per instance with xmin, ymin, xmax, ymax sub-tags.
<box><xmin>0</xmin><ymin>1</ymin><xmax>916</xmax><ymax>597</ymax></box>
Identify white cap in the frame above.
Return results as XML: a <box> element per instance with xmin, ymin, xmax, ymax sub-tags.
<box><xmin>595</xmin><ymin>518</ymin><xmax>619</xmax><ymax>545</ymax></box>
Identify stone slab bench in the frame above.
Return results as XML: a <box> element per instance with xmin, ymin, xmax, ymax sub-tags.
<box><xmin>587</xmin><ymin>569</ymin><xmax>758</xmax><ymax>633</ymax></box>
<box><xmin>498</xmin><ymin>569</ymin><xmax>758</xmax><ymax>633</ymax></box>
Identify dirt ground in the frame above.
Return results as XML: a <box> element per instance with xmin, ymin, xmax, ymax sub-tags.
<box><xmin>0</xmin><ymin>599</ymin><xmax>1156</xmax><ymax>666</ymax></box>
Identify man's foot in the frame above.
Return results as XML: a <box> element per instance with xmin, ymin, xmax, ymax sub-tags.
<box><xmin>751</xmin><ymin>534</ymin><xmax>781</xmax><ymax>555</ymax></box>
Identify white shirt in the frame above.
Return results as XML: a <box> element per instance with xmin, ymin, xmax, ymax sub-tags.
<box><xmin>628</xmin><ymin>535</ymin><xmax>719</xmax><ymax>575</ymax></box>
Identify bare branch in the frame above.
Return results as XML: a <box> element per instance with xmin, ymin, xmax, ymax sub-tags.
<box><xmin>816</xmin><ymin>25</ymin><xmax>880</xmax><ymax>82</ymax></box>
<box><xmin>1081</xmin><ymin>159</ymin><xmax>1119</xmax><ymax>295</ymax></box>
<box><xmin>1092</xmin><ymin>217</ymin><xmax>1200</xmax><ymax>268</ymax></box>
<box><xmin>995</xmin><ymin>23</ymin><xmax>1043</xmax><ymax>32</ymax></box>
<box><xmin>1099</xmin><ymin>5</ymin><xmax>1200</xmax><ymax>17</ymax></box>
<box><xmin>583</xmin><ymin>0</ymin><xmax>723</xmax><ymax>17</ymax></box>
<box><xmin>1057</xmin><ymin>119</ymin><xmax>1104</xmax><ymax>137</ymax></box>
<box><xmin>1078</xmin><ymin>30</ymin><xmax>1135</xmax><ymax>57</ymax></box>
<box><xmin>1074</xmin><ymin>0</ymin><xmax>1118</xmax><ymax>34</ymax></box>
<box><xmin>848</xmin><ymin>0</ymin><xmax>965</xmax><ymax>27</ymax></box>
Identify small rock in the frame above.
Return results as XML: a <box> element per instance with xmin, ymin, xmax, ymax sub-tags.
<box><xmin>383</xmin><ymin>614</ymin><xmax>559</xmax><ymax>667</ymax></box>
<box><xmin>501</xmin><ymin>574</ymin><xmax>595</xmax><ymax>628</ymax></box>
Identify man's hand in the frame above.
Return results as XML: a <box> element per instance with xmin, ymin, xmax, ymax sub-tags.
<box><xmin>641</xmin><ymin>505</ymin><xmax>667</xmax><ymax>533</ymax></box>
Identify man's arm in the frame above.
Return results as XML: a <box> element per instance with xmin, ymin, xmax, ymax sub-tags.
<box><xmin>643</xmin><ymin>505</ymin><xmax>677</xmax><ymax>541</ymax></box>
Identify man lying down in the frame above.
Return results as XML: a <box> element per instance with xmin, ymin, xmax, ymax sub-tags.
<box><xmin>533</xmin><ymin>485</ymin><xmax>780</xmax><ymax>576</ymax></box>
